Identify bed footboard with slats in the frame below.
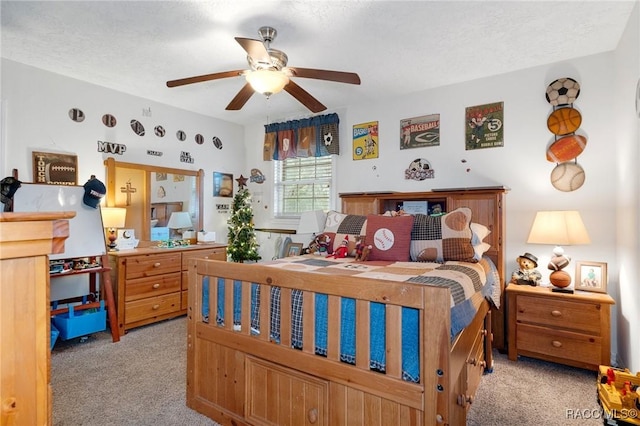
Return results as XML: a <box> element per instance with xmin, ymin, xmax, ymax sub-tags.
<box><xmin>186</xmin><ymin>259</ymin><xmax>492</xmax><ymax>426</ymax></box>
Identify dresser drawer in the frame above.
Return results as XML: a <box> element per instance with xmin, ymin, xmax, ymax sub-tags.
<box><xmin>516</xmin><ymin>323</ymin><xmax>601</xmax><ymax>366</ymax></box>
<box><xmin>125</xmin><ymin>272</ymin><xmax>181</xmax><ymax>302</ymax></box>
<box><xmin>125</xmin><ymin>253</ymin><xmax>181</xmax><ymax>279</ymax></box>
<box><xmin>181</xmin><ymin>248</ymin><xmax>226</xmax><ymax>270</ymax></box>
<box><xmin>125</xmin><ymin>293</ymin><xmax>181</xmax><ymax>324</ymax></box>
<box><xmin>516</xmin><ymin>295</ymin><xmax>602</xmax><ymax>334</ymax></box>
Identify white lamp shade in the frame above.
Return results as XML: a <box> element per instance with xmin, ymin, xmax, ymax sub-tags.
<box><xmin>527</xmin><ymin>211</ymin><xmax>591</xmax><ymax>245</ymax></box>
<box><xmin>167</xmin><ymin>211</ymin><xmax>192</xmax><ymax>229</ymax></box>
<box><xmin>101</xmin><ymin>207</ymin><xmax>126</xmax><ymax>229</ymax></box>
<box><xmin>297</xmin><ymin>210</ymin><xmax>326</xmax><ymax>234</ymax></box>
<box><xmin>245</xmin><ymin>69</ymin><xmax>289</xmax><ymax>95</ymax></box>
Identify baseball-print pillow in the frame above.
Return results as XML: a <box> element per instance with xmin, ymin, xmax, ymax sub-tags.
<box><xmin>366</xmin><ymin>214</ymin><xmax>414</xmax><ymax>261</ymax></box>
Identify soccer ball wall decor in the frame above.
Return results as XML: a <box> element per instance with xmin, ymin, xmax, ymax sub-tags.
<box><xmin>545</xmin><ymin>77</ymin><xmax>581</xmax><ymax>106</ymax></box>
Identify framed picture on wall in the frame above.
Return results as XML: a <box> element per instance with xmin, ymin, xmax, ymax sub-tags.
<box><xmin>575</xmin><ymin>261</ymin><xmax>608</xmax><ymax>293</ymax></box>
<box><xmin>32</xmin><ymin>151</ymin><xmax>78</xmax><ymax>185</ymax></box>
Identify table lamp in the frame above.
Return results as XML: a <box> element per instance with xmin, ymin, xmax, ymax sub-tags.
<box><xmin>297</xmin><ymin>210</ymin><xmax>326</xmax><ymax>236</ymax></box>
<box><xmin>100</xmin><ymin>207</ymin><xmax>127</xmax><ymax>251</ymax></box>
<box><xmin>167</xmin><ymin>211</ymin><xmax>193</xmax><ymax>239</ymax></box>
<box><xmin>527</xmin><ymin>210</ymin><xmax>591</xmax><ymax>292</ymax></box>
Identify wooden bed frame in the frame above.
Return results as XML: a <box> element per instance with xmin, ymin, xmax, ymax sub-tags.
<box><xmin>186</xmin><ymin>188</ymin><xmax>507</xmax><ymax>426</ymax></box>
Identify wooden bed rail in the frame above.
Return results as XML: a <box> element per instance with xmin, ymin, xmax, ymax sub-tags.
<box><xmin>187</xmin><ymin>258</ymin><xmax>459</xmax><ymax>424</ymax></box>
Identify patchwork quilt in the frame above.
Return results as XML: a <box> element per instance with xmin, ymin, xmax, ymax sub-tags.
<box><xmin>202</xmin><ymin>255</ymin><xmax>500</xmax><ymax>382</ymax></box>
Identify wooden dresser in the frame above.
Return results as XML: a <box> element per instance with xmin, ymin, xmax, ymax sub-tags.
<box><xmin>507</xmin><ymin>284</ymin><xmax>615</xmax><ymax>370</ymax></box>
<box><xmin>0</xmin><ymin>211</ymin><xmax>73</xmax><ymax>426</ymax></box>
<box><xmin>108</xmin><ymin>243</ymin><xmax>226</xmax><ymax>335</ymax></box>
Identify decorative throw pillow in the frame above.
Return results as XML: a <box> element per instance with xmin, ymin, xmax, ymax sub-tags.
<box><xmin>410</xmin><ymin>207</ymin><xmax>476</xmax><ymax>263</ymax></box>
<box><xmin>470</xmin><ymin>222</ymin><xmax>491</xmax><ymax>245</ymax></box>
<box><xmin>366</xmin><ymin>214</ymin><xmax>414</xmax><ymax>261</ymax></box>
<box><xmin>323</xmin><ymin>210</ymin><xmax>367</xmax><ymax>255</ymax></box>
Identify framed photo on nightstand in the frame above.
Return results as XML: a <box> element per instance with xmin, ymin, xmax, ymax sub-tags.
<box><xmin>575</xmin><ymin>261</ymin><xmax>608</xmax><ymax>293</ymax></box>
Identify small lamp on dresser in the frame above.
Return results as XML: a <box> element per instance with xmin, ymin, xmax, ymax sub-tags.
<box><xmin>167</xmin><ymin>211</ymin><xmax>193</xmax><ymax>239</ymax></box>
<box><xmin>527</xmin><ymin>210</ymin><xmax>591</xmax><ymax>293</ymax></box>
<box><xmin>100</xmin><ymin>207</ymin><xmax>127</xmax><ymax>251</ymax></box>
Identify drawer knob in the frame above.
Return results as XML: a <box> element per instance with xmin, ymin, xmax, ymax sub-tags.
<box><xmin>152</xmin><ymin>304</ymin><xmax>160</xmax><ymax>310</ymax></box>
<box><xmin>153</xmin><ymin>262</ymin><xmax>161</xmax><ymax>268</ymax></box>
<box><xmin>551</xmin><ymin>310</ymin><xmax>562</xmax><ymax>317</ymax></box>
<box><xmin>552</xmin><ymin>340</ymin><xmax>562</xmax><ymax>348</ymax></box>
<box><xmin>307</xmin><ymin>408</ymin><xmax>318</xmax><ymax>424</ymax></box>
<box><xmin>152</xmin><ymin>283</ymin><xmax>160</xmax><ymax>289</ymax></box>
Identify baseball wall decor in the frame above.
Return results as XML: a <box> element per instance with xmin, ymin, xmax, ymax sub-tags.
<box><xmin>353</xmin><ymin>121</ymin><xmax>379</xmax><ymax>160</ymax></box>
<box><xmin>400</xmin><ymin>114</ymin><xmax>440</xmax><ymax>149</ymax></box>
<box><xmin>550</xmin><ymin>161</ymin><xmax>585</xmax><ymax>192</ymax></box>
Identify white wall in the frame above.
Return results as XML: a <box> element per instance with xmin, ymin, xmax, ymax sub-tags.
<box><xmin>1</xmin><ymin>59</ymin><xmax>245</xmax><ymax>240</ymax></box>
<box><xmin>613</xmin><ymin>2</ymin><xmax>640</xmax><ymax>371</ymax></box>
<box><xmin>244</xmin><ymin>7</ymin><xmax>640</xmax><ymax>369</ymax></box>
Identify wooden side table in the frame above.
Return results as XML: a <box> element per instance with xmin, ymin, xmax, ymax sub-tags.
<box><xmin>507</xmin><ymin>284</ymin><xmax>615</xmax><ymax>371</ymax></box>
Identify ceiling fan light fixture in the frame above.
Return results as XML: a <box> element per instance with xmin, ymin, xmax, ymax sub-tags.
<box><xmin>246</xmin><ymin>69</ymin><xmax>289</xmax><ymax>96</ymax></box>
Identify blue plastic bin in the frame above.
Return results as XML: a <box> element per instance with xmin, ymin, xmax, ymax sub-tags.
<box><xmin>52</xmin><ymin>300</ymin><xmax>106</xmax><ymax>340</ymax></box>
<box><xmin>50</xmin><ymin>322</ymin><xmax>59</xmax><ymax>350</ymax></box>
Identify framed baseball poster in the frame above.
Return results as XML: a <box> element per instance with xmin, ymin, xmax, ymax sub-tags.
<box><xmin>32</xmin><ymin>151</ymin><xmax>78</xmax><ymax>185</ymax></box>
<box><xmin>353</xmin><ymin>121</ymin><xmax>379</xmax><ymax>160</ymax></box>
<box><xmin>465</xmin><ymin>102</ymin><xmax>504</xmax><ymax>150</ymax></box>
<box><xmin>400</xmin><ymin>114</ymin><xmax>440</xmax><ymax>149</ymax></box>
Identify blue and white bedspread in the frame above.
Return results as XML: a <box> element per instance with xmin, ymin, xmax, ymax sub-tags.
<box><xmin>202</xmin><ymin>256</ymin><xmax>499</xmax><ymax>383</ymax></box>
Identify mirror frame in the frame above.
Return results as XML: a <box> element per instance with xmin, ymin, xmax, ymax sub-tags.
<box><xmin>104</xmin><ymin>157</ymin><xmax>204</xmax><ymax>241</ymax></box>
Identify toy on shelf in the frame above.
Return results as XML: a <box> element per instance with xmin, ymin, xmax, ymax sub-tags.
<box><xmin>510</xmin><ymin>252</ymin><xmax>542</xmax><ymax>286</ymax></box>
<box><xmin>597</xmin><ymin>365</ymin><xmax>640</xmax><ymax>425</ymax></box>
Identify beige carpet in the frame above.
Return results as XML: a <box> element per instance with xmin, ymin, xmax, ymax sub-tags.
<box><xmin>51</xmin><ymin>316</ymin><xmax>602</xmax><ymax>425</ymax></box>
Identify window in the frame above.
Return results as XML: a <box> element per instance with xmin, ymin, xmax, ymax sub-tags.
<box><xmin>274</xmin><ymin>156</ymin><xmax>333</xmax><ymax>218</ymax></box>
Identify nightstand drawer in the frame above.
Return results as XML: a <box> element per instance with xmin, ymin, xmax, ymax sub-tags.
<box><xmin>125</xmin><ymin>253</ymin><xmax>181</xmax><ymax>279</ymax></box>
<box><xmin>125</xmin><ymin>293</ymin><xmax>181</xmax><ymax>324</ymax></box>
<box><xmin>517</xmin><ymin>323</ymin><xmax>601</xmax><ymax>366</ymax></box>
<box><xmin>516</xmin><ymin>295</ymin><xmax>601</xmax><ymax>334</ymax></box>
<box><xmin>125</xmin><ymin>272</ymin><xmax>181</xmax><ymax>302</ymax></box>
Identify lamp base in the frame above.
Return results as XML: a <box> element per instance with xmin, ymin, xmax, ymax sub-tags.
<box><xmin>551</xmin><ymin>287</ymin><xmax>574</xmax><ymax>294</ymax></box>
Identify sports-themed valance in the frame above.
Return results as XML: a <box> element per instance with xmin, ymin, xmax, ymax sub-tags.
<box><xmin>263</xmin><ymin>113</ymin><xmax>340</xmax><ymax>161</ymax></box>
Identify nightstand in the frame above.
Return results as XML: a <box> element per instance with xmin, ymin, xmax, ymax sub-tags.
<box><xmin>507</xmin><ymin>284</ymin><xmax>615</xmax><ymax>371</ymax></box>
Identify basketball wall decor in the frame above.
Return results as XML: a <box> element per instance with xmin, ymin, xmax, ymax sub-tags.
<box><xmin>550</xmin><ymin>162</ymin><xmax>585</xmax><ymax>192</ymax></box>
<box><xmin>546</xmin><ymin>107</ymin><xmax>582</xmax><ymax>135</ymax></box>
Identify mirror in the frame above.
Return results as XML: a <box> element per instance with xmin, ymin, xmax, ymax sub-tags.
<box><xmin>104</xmin><ymin>157</ymin><xmax>204</xmax><ymax>241</ymax></box>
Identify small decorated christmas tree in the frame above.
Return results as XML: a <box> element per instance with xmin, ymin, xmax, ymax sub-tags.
<box><xmin>227</xmin><ymin>188</ymin><xmax>261</xmax><ymax>262</ymax></box>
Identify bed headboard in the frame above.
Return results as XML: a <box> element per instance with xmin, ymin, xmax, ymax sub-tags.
<box><xmin>340</xmin><ymin>187</ymin><xmax>508</xmax><ymax>350</ymax></box>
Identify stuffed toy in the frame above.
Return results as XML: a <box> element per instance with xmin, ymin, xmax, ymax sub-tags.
<box><xmin>511</xmin><ymin>252</ymin><xmax>542</xmax><ymax>286</ymax></box>
<box><xmin>314</xmin><ymin>233</ymin><xmax>332</xmax><ymax>255</ymax></box>
<box><xmin>328</xmin><ymin>235</ymin><xmax>349</xmax><ymax>259</ymax></box>
<box><xmin>354</xmin><ymin>236</ymin><xmax>372</xmax><ymax>261</ymax></box>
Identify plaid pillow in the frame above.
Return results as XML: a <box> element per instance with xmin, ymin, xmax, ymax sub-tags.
<box><xmin>410</xmin><ymin>207</ymin><xmax>476</xmax><ymax>263</ymax></box>
<box><xmin>323</xmin><ymin>210</ymin><xmax>367</xmax><ymax>255</ymax></box>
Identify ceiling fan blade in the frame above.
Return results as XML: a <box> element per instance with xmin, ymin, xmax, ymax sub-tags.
<box><xmin>235</xmin><ymin>37</ymin><xmax>271</xmax><ymax>64</ymax></box>
<box><xmin>284</xmin><ymin>80</ymin><xmax>326</xmax><ymax>113</ymax></box>
<box><xmin>225</xmin><ymin>83</ymin><xmax>255</xmax><ymax>110</ymax></box>
<box><xmin>166</xmin><ymin>70</ymin><xmax>245</xmax><ymax>88</ymax></box>
<box><xmin>287</xmin><ymin>67</ymin><xmax>361</xmax><ymax>85</ymax></box>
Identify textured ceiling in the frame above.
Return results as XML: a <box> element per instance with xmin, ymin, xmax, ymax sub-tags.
<box><xmin>1</xmin><ymin>1</ymin><xmax>636</xmax><ymax>126</ymax></box>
